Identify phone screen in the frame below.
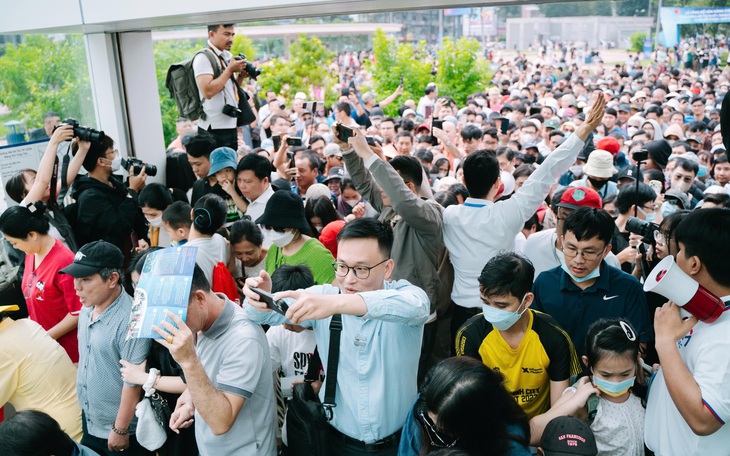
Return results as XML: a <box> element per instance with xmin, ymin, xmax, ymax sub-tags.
<box><xmin>272</xmin><ymin>135</ymin><xmax>281</xmax><ymax>151</ymax></box>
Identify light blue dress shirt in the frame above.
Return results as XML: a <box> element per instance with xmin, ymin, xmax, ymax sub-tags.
<box><xmin>243</xmin><ymin>280</ymin><xmax>429</xmax><ymax>444</ymax></box>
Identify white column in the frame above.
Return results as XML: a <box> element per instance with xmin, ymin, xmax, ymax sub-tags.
<box><xmin>84</xmin><ymin>33</ymin><xmax>130</xmax><ymax>157</ymax></box>
<box><xmin>118</xmin><ymin>31</ymin><xmax>166</xmax><ymax>184</ymax></box>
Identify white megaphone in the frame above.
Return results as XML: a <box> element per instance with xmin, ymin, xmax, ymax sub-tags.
<box><xmin>644</xmin><ymin>255</ymin><xmax>725</xmax><ymax>323</ymax></box>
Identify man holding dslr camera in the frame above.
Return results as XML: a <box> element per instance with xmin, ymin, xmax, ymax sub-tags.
<box><xmin>194</xmin><ymin>24</ymin><xmax>251</xmax><ymax>149</ymax></box>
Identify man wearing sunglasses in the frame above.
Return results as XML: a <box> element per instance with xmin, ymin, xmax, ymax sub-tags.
<box><xmin>532</xmin><ymin>208</ymin><xmax>652</xmax><ymax>358</ymax></box>
<box><xmin>243</xmin><ymin>218</ymin><xmax>429</xmax><ymax>455</ymax></box>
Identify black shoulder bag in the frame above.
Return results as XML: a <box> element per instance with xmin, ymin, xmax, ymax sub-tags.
<box><xmin>284</xmin><ymin>314</ymin><xmax>342</xmax><ymax>456</ymax></box>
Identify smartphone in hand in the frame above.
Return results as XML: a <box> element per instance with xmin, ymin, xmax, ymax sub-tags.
<box><xmin>336</xmin><ymin>123</ymin><xmax>354</xmax><ymax>142</ymax></box>
<box><xmin>250</xmin><ymin>287</ymin><xmax>290</xmax><ymax>315</ymax></box>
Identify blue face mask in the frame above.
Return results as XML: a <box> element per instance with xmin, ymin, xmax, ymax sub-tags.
<box><xmin>661</xmin><ymin>201</ymin><xmax>678</xmax><ymax>217</ymax></box>
<box><xmin>561</xmin><ymin>262</ymin><xmax>601</xmax><ymax>283</ymax></box>
<box><xmin>592</xmin><ymin>371</ymin><xmax>636</xmax><ymax>397</ymax></box>
<box><xmin>637</xmin><ymin>206</ymin><xmax>656</xmax><ymax>224</ymax></box>
<box><xmin>698</xmin><ymin>165</ymin><xmax>708</xmax><ymax>178</ymax></box>
<box><xmin>482</xmin><ymin>295</ymin><xmax>528</xmax><ymax>331</ymax></box>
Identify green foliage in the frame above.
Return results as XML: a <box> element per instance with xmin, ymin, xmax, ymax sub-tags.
<box><xmin>630</xmin><ymin>32</ymin><xmax>648</xmax><ymax>53</ymax></box>
<box><xmin>231</xmin><ymin>34</ymin><xmax>257</xmax><ymax>60</ymax></box>
<box><xmin>0</xmin><ymin>35</ymin><xmax>94</xmax><ymax>131</ymax></box>
<box><xmin>368</xmin><ymin>29</ymin><xmax>433</xmax><ymax>117</ymax></box>
<box><xmin>256</xmin><ymin>35</ymin><xmax>337</xmax><ymax>104</ymax></box>
<box><xmin>435</xmin><ymin>37</ymin><xmax>493</xmax><ymax>107</ymax></box>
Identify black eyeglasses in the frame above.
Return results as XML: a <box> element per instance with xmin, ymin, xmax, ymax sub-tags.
<box><xmin>332</xmin><ymin>258</ymin><xmax>388</xmax><ymax>279</ymax></box>
<box><xmin>417</xmin><ymin>410</ymin><xmax>459</xmax><ymax>448</ymax></box>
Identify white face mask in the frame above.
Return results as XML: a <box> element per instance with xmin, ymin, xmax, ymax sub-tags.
<box><xmin>627</xmin><ymin>126</ymin><xmax>639</xmax><ymax>137</ymax></box>
<box><xmin>314</xmin><ymin>225</ymin><xmax>323</xmax><ymax>234</ymax></box>
<box><xmin>267</xmin><ymin>229</ymin><xmax>296</xmax><ymax>248</ymax></box>
<box><xmin>520</xmin><ymin>134</ymin><xmax>535</xmax><ymax>145</ymax></box>
<box><xmin>105</xmin><ymin>155</ymin><xmax>122</xmax><ymax>172</ymax></box>
<box><xmin>345</xmin><ymin>199</ymin><xmax>359</xmax><ymax>207</ymax></box>
<box><xmin>147</xmin><ymin>215</ymin><xmax>163</xmax><ymax>228</ymax></box>
<box><xmin>569</xmin><ymin>165</ymin><xmax>584</xmax><ymax>178</ymax></box>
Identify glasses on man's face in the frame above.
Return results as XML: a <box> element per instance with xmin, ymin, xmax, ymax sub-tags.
<box><xmin>418</xmin><ymin>410</ymin><xmax>459</xmax><ymax>448</ymax></box>
<box><xmin>332</xmin><ymin>258</ymin><xmax>388</xmax><ymax>280</ymax></box>
<box><xmin>562</xmin><ymin>244</ymin><xmax>606</xmax><ymax>261</ymax></box>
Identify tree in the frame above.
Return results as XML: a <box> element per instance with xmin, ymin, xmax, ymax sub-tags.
<box><xmin>367</xmin><ymin>29</ymin><xmax>433</xmax><ymax>117</ymax></box>
<box><xmin>256</xmin><ymin>35</ymin><xmax>337</xmax><ymax>105</ymax></box>
<box><xmin>435</xmin><ymin>37</ymin><xmax>493</xmax><ymax>107</ymax></box>
<box><xmin>630</xmin><ymin>32</ymin><xmax>648</xmax><ymax>53</ymax></box>
<box><xmin>0</xmin><ymin>35</ymin><xmax>94</xmax><ymax>131</ymax></box>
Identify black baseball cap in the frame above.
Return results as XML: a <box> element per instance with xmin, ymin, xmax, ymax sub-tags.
<box><xmin>60</xmin><ymin>241</ymin><xmax>124</xmax><ymax>278</ymax></box>
<box><xmin>541</xmin><ymin>416</ymin><xmax>598</xmax><ymax>456</ymax></box>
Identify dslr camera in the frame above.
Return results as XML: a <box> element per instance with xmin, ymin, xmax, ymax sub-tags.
<box><xmin>234</xmin><ymin>54</ymin><xmax>262</xmax><ymax>80</ymax></box>
<box><xmin>53</xmin><ymin>118</ymin><xmax>104</xmax><ymax>143</ymax></box>
<box><xmin>626</xmin><ymin>217</ymin><xmax>659</xmax><ymax>244</ymax></box>
<box><xmin>222</xmin><ymin>103</ymin><xmax>242</xmax><ymax>118</ymax></box>
<box><xmin>122</xmin><ymin>157</ymin><xmax>157</xmax><ymax>177</ymax></box>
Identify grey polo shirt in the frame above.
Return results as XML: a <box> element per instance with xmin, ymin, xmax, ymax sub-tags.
<box><xmin>196</xmin><ymin>297</ymin><xmax>277</xmax><ymax>456</ymax></box>
<box><xmin>77</xmin><ymin>289</ymin><xmax>151</xmax><ymax>438</ymax></box>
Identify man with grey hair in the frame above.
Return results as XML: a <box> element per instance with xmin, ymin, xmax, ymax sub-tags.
<box><xmin>60</xmin><ymin>241</ymin><xmax>151</xmax><ymax>455</ymax></box>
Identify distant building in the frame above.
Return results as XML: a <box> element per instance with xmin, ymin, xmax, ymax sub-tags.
<box><xmin>506</xmin><ymin>16</ymin><xmax>653</xmax><ymax>51</ymax></box>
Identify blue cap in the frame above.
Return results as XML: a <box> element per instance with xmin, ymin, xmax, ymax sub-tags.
<box><xmin>208</xmin><ymin>147</ymin><xmax>238</xmax><ymax>176</ymax></box>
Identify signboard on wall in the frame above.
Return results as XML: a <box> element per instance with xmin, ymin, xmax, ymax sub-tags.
<box><xmin>463</xmin><ymin>7</ymin><xmax>497</xmax><ymax>38</ymax></box>
<box><xmin>0</xmin><ymin>139</ymin><xmax>49</xmax><ymax>208</ymax></box>
<box><xmin>660</xmin><ymin>7</ymin><xmax>730</xmax><ymax>48</ymax></box>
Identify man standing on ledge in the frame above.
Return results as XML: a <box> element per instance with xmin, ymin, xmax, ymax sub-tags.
<box><xmin>194</xmin><ymin>24</ymin><xmax>250</xmax><ymax>149</ymax></box>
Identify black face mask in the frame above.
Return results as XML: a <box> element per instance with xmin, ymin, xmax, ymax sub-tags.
<box><xmin>587</xmin><ymin>177</ymin><xmax>608</xmax><ymax>190</ymax></box>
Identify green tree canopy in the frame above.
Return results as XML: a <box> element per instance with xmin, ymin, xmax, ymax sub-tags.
<box><xmin>435</xmin><ymin>37</ymin><xmax>492</xmax><ymax>107</ymax></box>
<box><xmin>256</xmin><ymin>35</ymin><xmax>337</xmax><ymax>105</ymax></box>
<box><xmin>367</xmin><ymin>29</ymin><xmax>433</xmax><ymax>117</ymax></box>
<box><xmin>0</xmin><ymin>35</ymin><xmax>94</xmax><ymax>130</ymax></box>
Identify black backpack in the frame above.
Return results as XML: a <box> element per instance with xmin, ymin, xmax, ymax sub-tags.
<box><xmin>165</xmin><ymin>49</ymin><xmax>220</xmax><ymax>121</ymax></box>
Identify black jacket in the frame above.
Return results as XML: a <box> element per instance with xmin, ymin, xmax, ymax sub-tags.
<box><xmin>71</xmin><ymin>175</ymin><xmax>148</xmax><ymax>255</ymax></box>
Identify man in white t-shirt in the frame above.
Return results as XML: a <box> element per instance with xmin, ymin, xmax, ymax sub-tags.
<box><xmin>524</xmin><ymin>186</ymin><xmax>621</xmax><ymax>280</ymax></box>
<box><xmin>645</xmin><ymin>208</ymin><xmax>730</xmax><ymax>455</ymax></box>
<box><xmin>193</xmin><ymin>24</ymin><xmax>250</xmax><ymax>149</ymax></box>
<box><xmin>266</xmin><ymin>265</ymin><xmax>318</xmax><ymax>446</ymax></box>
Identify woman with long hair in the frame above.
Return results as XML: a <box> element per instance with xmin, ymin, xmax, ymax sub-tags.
<box><xmin>0</xmin><ymin>203</ymin><xmax>82</xmax><ymax>362</ymax></box>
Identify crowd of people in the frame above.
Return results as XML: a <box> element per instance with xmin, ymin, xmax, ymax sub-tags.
<box><xmin>1</xmin><ymin>23</ymin><xmax>730</xmax><ymax>456</ymax></box>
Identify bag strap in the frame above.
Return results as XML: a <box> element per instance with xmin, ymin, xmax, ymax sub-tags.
<box><xmin>322</xmin><ymin>313</ymin><xmax>342</xmax><ymax>421</ymax></box>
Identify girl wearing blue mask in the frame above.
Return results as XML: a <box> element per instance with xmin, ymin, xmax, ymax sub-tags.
<box><xmin>554</xmin><ymin>318</ymin><xmax>649</xmax><ymax>456</ymax></box>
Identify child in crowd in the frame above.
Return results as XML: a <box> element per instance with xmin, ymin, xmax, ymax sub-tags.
<box><xmin>553</xmin><ymin>318</ymin><xmax>647</xmax><ymax>456</ymax></box>
<box><xmin>162</xmin><ymin>201</ymin><xmax>192</xmax><ymax>247</ymax></box>
<box><xmin>208</xmin><ymin>147</ymin><xmax>247</xmax><ymax>227</ymax></box>
<box><xmin>138</xmin><ymin>183</ymin><xmax>188</xmax><ymax>249</ymax></box>
<box><xmin>266</xmin><ymin>264</ymin><xmax>317</xmax><ymax>449</ymax></box>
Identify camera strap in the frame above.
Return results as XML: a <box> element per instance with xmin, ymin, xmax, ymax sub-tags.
<box><xmin>207</xmin><ymin>46</ymin><xmax>238</xmax><ymax>105</ymax></box>
<box><xmin>322</xmin><ymin>312</ymin><xmax>342</xmax><ymax>421</ymax></box>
